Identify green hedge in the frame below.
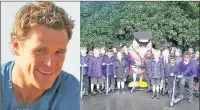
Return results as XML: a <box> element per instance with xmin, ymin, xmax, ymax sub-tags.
<box><xmin>81</xmin><ymin>1</ymin><xmax>199</xmax><ymax>51</ymax></box>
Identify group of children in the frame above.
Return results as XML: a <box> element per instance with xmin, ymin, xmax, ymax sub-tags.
<box><xmin>80</xmin><ymin>46</ymin><xmax>133</xmax><ymax>95</ymax></box>
<box><xmin>144</xmin><ymin>48</ymin><xmax>199</xmax><ymax>102</ymax></box>
<box><xmin>80</xmin><ymin>46</ymin><xmax>199</xmax><ymax>103</ymax></box>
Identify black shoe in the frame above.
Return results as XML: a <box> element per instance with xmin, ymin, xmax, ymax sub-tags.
<box><xmin>91</xmin><ymin>91</ymin><xmax>97</xmax><ymax>95</ymax></box>
<box><xmin>111</xmin><ymin>89</ymin><xmax>114</xmax><ymax>93</ymax></box>
<box><xmin>156</xmin><ymin>92</ymin><xmax>160</xmax><ymax>99</ymax></box>
<box><xmin>162</xmin><ymin>90</ymin><xmax>165</xmax><ymax>96</ymax></box>
<box><xmin>151</xmin><ymin>92</ymin><xmax>156</xmax><ymax>98</ymax></box>
<box><xmin>97</xmin><ymin>89</ymin><xmax>103</xmax><ymax>94</ymax></box>
<box><xmin>103</xmin><ymin>89</ymin><xmax>107</xmax><ymax>93</ymax></box>
<box><xmin>146</xmin><ymin>90</ymin><xmax>151</xmax><ymax>93</ymax></box>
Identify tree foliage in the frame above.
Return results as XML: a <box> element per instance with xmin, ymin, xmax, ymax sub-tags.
<box><xmin>80</xmin><ymin>1</ymin><xmax>199</xmax><ymax>51</ymax></box>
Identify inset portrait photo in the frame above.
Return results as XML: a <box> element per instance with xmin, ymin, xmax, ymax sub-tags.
<box><xmin>1</xmin><ymin>1</ymin><xmax>80</xmax><ymax>110</ymax></box>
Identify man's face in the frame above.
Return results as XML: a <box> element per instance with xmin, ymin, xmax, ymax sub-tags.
<box><xmin>184</xmin><ymin>55</ymin><xmax>190</xmax><ymax>62</ymax></box>
<box><xmin>188</xmin><ymin>48</ymin><xmax>194</xmax><ymax>54</ymax></box>
<box><xmin>14</xmin><ymin>25</ymin><xmax>68</xmax><ymax>90</ymax></box>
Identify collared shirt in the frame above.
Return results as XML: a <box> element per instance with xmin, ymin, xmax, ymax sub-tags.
<box><xmin>183</xmin><ymin>59</ymin><xmax>190</xmax><ymax>65</ymax></box>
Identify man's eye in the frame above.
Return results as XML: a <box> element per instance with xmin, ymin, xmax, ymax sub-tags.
<box><xmin>56</xmin><ymin>51</ymin><xmax>65</xmax><ymax>54</ymax></box>
<box><xmin>37</xmin><ymin>49</ymin><xmax>45</xmax><ymax>53</ymax></box>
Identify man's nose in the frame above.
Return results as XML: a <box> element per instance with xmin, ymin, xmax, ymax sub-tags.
<box><xmin>43</xmin><ymin>54</ymin><xmax>56</xmax><ymax>67</ymax></box>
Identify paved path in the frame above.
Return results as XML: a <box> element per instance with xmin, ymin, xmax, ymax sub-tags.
<box><xmin>81</xmin><ymin>89</ymin><xmax>199</xmax><ymax>110</ymax></box>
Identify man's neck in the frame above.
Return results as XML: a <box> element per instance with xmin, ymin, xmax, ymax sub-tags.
<box><xmin>12</xmin><ymin>62</ymin><xmax>45</xmax><ymax>104</ymax></box>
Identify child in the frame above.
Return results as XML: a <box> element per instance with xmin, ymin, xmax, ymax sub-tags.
<box><xmin>88</xmin><ymin>48</ymin><xmax>104</xmax><ymax>95</ymax></box>
<box><xmin>188</xmin><ymin>48</ymin><xmax>195</xmax><ymax>59</ymax></box>
<box><xmin>160</xmin><ymin>49</ymin><xmax>170</xmax><ymax>94</ymax></box>
<box><xmin>88</xmin><ymin>50</ymin><xmax>94</xmax><ymax>57</ymax></box>
<box><xmin>170</xmin><ymin>47</ymin><xmax>176</xmax><ymax>56</ymax></box>
<box><xmin>100</xmin><ymin>46</ymin><xmax>107</xmax><ymax>91</ymax></box>
<box><xmin>122</xmin><ymin>45</ymin><xmax>135</xmax><ymax>71</ymax></box>
<box><xmin>103</xmin><ymin>49</ymin><xmax>115</xmax><ymax>93</ymax></box>
<box><xmin>175</xmin><ymin>48</ymin><xmax>183</xmax><ymax>66</ymax></box>
<box><xmin>194</xmin><ymin>51</ymin><xmax>199</xmax><ymax>97</ymax></box>
<box><xmin>80</xmin><ymin>47</ymin><xmax>90</xmax><ymax>96</ymax></box>
<box><xmin>149</xmin><ymin>50</ymin><xmax>164</xmax><ymax>99</ymax></box>
<box><xmin>112</xmin><ymin>46</ymin><xmax>118</xmax><ymax>59</ymax></box>
<box><xmin>114</xmin><ymin>51</ymin><xmax>129</xmax><ymax>92</ymax></box>
<box><xmin>144</xmin><ymin>50</ymin><xmax>153</xmax><ymax>93</ymax></box>
<box><xmin>178</xmin><ymin>51</ymin><xmax>196</xmax><ymax>103</ymax></box>
<box><xmin>122</xmin><ymin>45</ymin><xmax>135</xmax><ymax>89</ymax></box>
<box><xmin>166</xmin><ymin>55</ymin><xmax>179</xmax><ymax>98</ymax></box>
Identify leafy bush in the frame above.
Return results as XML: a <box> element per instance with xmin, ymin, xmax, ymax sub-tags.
<box><xmin>81</xmin><ymin>1</ymin><xmax>199</xmax><ymax>51</ymax></box>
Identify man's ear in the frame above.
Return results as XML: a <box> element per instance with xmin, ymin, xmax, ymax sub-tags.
<box><xmin>11</xmin><ymin>36</ymin><xmax>21</xmax><ymax>56</ymax></box>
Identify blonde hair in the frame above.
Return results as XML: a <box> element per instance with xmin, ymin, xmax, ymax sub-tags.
<box><xmin>11</xmin><ymin>1</ymin><xmax>74</xmax><ymax>44</ymax></box>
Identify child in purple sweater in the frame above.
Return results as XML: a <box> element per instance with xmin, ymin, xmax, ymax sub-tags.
<box><xmin>177</xmin><ymin>51</ymin><xmax>196</xmax><ymax>103</ymax></box>
<box><xmin>166</xmin><ymin>55</ymin><xmax>180</xmax><ymax>98</ymax></box>
<box><xmin>88</xmin><ymin>48</ymin><xmax>104</xmax><ymax>95</ymax></box>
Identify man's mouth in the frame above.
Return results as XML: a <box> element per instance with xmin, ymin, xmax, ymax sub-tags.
<box><xmin>36</xmin><ymin>69</ymin><xmax>54</xmax><ymax>75</ymax></box>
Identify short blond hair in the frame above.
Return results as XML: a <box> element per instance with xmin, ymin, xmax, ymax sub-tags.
<box><xmin>11</xmin><ymin>1</ymin><xmax>74</xmax><ymax>44</ymax></box>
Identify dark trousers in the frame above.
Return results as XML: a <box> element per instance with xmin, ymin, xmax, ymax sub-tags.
<box><xmin>105</xmin><ymin>76</ymin><xmax>115</xmax><ymax>89</ymax></box>
<box><xmin>145</xmin><ymin>74</ymin><xmax>152</xmax><ymax>90</ymax></box>
<box><xmin>82</xmin><ymin>75</ymin><xmax>89</xmax><ymax>92</ymax></box>
<box><xmin>178</xmin><ymin>76</ymin><xmax>194</xmax><ymax>98</ymax></box>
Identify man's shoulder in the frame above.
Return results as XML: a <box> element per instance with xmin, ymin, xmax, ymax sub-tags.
<box><xmin>50</xmin><ymin>71</ymin><xmax>80</xmax><ymax>110</ymax></box>
<box><xmin>1</xmin><ymin>61</ymin><xmax>14</xmax><ymax>75</ymax></box>
<box><xmin>59</xmin><ymin>71</ymin><xmax>79</xmax><ymax>85</ymax></box>
<box><xmin>58</xmin><ymin>71</ymin><xmax>79</xmax><ymax>93</ymax></box>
